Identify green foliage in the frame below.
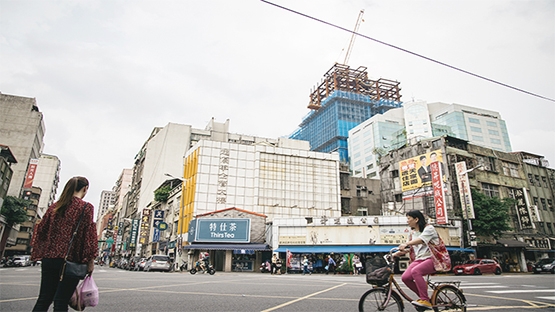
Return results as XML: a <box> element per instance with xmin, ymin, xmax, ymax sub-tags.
<box><xmin>0</xmin><ymin>196</ymin><xmax>30</xmax><ymax>225</ymax></box>
<box><xmin>470</xmin><ymin>189</ymin><xmax>512</xmax><ymax>239</ymax></box>
<box><xmin>338</xmin><ymin>253</ymin><xmax>354</xmax><ymax>272</ymax></box>
<box><xmin>154</xmin><ymin>186</ymin><xmax>171</xmax><ymax>202</ymax></box>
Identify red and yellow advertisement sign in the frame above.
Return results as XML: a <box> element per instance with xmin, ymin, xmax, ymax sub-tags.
<box><xmin>399</xmin><ymin>151</ymin><xmax>444</xmax><ymax>192</ymax></box>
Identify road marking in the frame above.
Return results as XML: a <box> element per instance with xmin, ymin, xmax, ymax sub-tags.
<box><xmin>260</xmin><ymin>283</ymin><xmax>347</xmax><ymax>312</ymax></box>
<box><xmin>537</xmin><ymin>296</ymin><xmax>555</xmax><ymax>301</ymax></box>
<box><xmin>487</xmin><ymin>289</ymin><xmax>555</xmax><ymax>294</ymax></box>
<box><xmin>463</xmin><ymin>285</ymin><xmax>507</xmax><ymax>289</ymax></box>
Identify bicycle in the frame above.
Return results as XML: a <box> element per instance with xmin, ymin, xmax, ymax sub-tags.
<box><xmin>359</xmin><ymin>248</ymin><xmax>466</xmax><ymax>312</ymax></box>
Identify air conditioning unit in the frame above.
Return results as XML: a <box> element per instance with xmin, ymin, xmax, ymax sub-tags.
<box><xmin>422</xmin><ymin>141</ymin><xmax>431</xmax><ymax>148</ymax></box>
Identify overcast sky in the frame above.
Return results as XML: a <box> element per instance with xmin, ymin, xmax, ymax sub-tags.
<box><xmin>1</xmin><ymin>0</ymin><xmax>554</xmax><ymax>218</ymax></box>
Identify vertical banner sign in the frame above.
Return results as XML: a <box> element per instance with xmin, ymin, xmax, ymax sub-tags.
<box><xmin>431</xmin><ymin>161</ymin><xmax>448</xmax><ymax>224</ymax></box>
<box><xmin>129</xmin><ymin>219</ymin><xmax>139</xmax><ymax>248</ymax></box>
<box><xmin>455</xmin><ymin>162</ymin><xmax>475</xmax><ymax>219</ymax></box>
<box><xmin>513</xmin><ymin>188</ymin><xmax>535</xmax><ymax>230</ymax></box>
<box><xmin>216</xmin><ymin>148</ymin><xmax>230</xmax><ymax>205</ymax></box>
<box><xmin>286</xmin><ymin>250</ymin><xmax>293</xmax><ymax>269</ymax></box>
<box><xmin>139</xmin><ymin>209</ymin><xmax>152</xmax><ymax>244</ymax></box>
<box><xmin>23</xmin><ymin>159</ymin><xmax>39</xmax><ymax>188</ymax></box>
<box><xmin>116</xmin><ymin>221</ymin><xmax>124</xmax><ymax>250</ymax></box>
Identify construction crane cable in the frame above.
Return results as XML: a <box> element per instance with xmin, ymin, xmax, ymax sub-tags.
<box><xmin>260</xmin><ymin>0</ymin><xmax>555</xmax><ymax>103</ymax></box>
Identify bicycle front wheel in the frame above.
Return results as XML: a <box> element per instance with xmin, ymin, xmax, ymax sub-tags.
<box><xmin>431</xmin><ymin>285</ymin><xmax>466</xmax><ymax>312</ymax></box>
<box><xmin>358</xmin><ymin>288</ymin><xmax>403</xmax><ymax>312</ymax></box>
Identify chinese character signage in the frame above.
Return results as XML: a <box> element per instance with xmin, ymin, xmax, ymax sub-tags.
<box><xmin>216</xmin><ymin>149</ymin><xmax>230</xmax><ymax>205</ymax></box>
<box><xmin>23</xmin><ymin>158</ymin><xmax>39</xmax><ymax>189</ymax></box>
<box><xmin>192</xmin><ymin>218</ymin><xmax>250</xmax><ymax>243</ymax></box>
<box><xmin>139</xmin><ymin>209</ymin><xmax>152</xmax><ymax>244</ymax></box>
<box><xmin>513</xmin><ymin>188</ymin><xmax>535</xmax><ymax>230</ymax></box>
<box><xmin>431</xmin><ymin>161</ymin><xmax>448</xmax><ymax>224</ymax></box>
<box><xmin>153</xmin><ymin>210</ymin><xmax>164</xmax><ymax>219</ymax></box>
<box><xmin>455</xmin><ymin>161</ymin><xmax>475</xmax><ymax>219</ymax></box>
<box><xmin>129</xmin><ymin>219</ymin><xmax>139</xmax><ymax>248</ymax></box>
<box><xmin>399</xmin><ymin>151</ymin><xmax>445</xmax><ymax>192</ymax></box>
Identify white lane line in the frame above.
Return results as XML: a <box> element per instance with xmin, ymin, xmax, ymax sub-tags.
<box><xmin>488</xmin><ymin>289</ymin><xmax>555</xmax><ymax>294</ymax></box>
<box><xmin>537</xmin><ymin>296</ymin><xmax>555</xmax><ymax>301</ymax></box>
<box><xmin>463</xmin><ymin>285</ymin><xmax>507</xmax><ymax>289</ymax></box>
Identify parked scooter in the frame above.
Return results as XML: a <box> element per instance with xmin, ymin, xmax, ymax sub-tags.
<box><xmin>2</xmin><ymin>258</ymin><xmax>15</xmax><ymax>267</ymax></box>
<box><xmin>179</xmin><ymin>260</ymin><xmax>188</xmax><ymax>272</ymax></box>
<box><xmin>260</xmin><ymin>260</ymin><xmax>272</xmax><ymax>273</ymax></box>
<box><xmin>190</xmin><ymin>261</ymin><xmax>215</xmax><ymax>275</ymax></box>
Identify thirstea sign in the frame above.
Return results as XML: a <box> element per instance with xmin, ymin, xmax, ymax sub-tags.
<box><xmin>189</xmin><ymin>218</ymin><xmax>251</xmax><ymax>243</ymax></box>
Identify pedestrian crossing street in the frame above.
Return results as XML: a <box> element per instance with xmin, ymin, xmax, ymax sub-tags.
<box><xmin>460</xmin><ymin>282</ymin><xmax>555</xmax><ymax>302</ymax></box>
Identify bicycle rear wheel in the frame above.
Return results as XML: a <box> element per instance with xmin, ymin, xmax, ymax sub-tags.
<box><xmin>358</xmin><ymin>288</ymin><xmax>403</xmax><ymax>312</ymax></box>
<box><xmin>431</xmin><ymin>285</ymin><xmax>466</xmax><ymax>311</ymax></box>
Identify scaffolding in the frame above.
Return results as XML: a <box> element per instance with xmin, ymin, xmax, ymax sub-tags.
<box><xmin>308</xmin><ymin>63</ymin><xmax>402</xmax><ymax>110</ymax></box>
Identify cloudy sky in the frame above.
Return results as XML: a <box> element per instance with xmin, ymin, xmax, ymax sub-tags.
<box><xmin>1</xmin><ymin>0</ymin><xmax>554</xmax><ymax>217</ymax></box>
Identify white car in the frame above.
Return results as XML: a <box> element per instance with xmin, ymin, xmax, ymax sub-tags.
<box><xmin>13</xmin><ymin>255</ymin><xmax>31</xmax><ymax>267</ymax></box>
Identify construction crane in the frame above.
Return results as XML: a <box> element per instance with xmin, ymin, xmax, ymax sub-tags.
<box><xmin>343</xmin><ymin>9</ymin><xmax>364</xmax><ymax>65</ymax></box>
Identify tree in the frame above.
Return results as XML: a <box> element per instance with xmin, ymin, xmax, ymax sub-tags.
<box><xmin>0</xmin><ymin>196</ymin><xmax>31</xmax><ymax>257</ymax></box>
<box><xmin>154</xmin><ymin>186</ymin><xmax>171</xmax><ymax>202</ymax></box>
<box><xmin>470</xmin><ymin>189</ymin><xmax>512</xmax><ymax>239</ymax></box>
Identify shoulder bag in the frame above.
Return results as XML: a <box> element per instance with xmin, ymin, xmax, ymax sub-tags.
<box><xmin>60</xmin><ymin>203</ymin><xmax>89</xmax><ymax>281</ymax></box>
<box><xmin>428</xmin><ymin>236</ymin><xmax>452</xmax><ymax>272</ymax></box>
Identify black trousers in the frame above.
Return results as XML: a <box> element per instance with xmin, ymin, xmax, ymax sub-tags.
<box><xmin>33</xmin><ymin>258</ymin><xmax>80</xmax><ymax>312</ymax></box>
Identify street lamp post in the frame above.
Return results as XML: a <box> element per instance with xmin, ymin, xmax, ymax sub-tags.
<box><xmin>457</xmin><ymin>164</ymin><xmax>482</xmax><ymax>248</ymax></box>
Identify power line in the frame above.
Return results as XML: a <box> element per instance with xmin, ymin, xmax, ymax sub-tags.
<box><xmin>260</xmin><ymin>0</ymin><xmax>555</xmax><ymax>103</ymax></box>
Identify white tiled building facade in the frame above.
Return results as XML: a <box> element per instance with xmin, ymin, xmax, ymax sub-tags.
<box><xmin>178</xmin><ymin>139</ymin><xmax>341</xmax><ymax>239</ymax></box>
<box><xmin>32</xmin><ymin>154</ymin><xmax>60</xmax><ymax>217</ymax></box>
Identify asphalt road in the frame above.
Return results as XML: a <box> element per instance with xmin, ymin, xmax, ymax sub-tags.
<box><xmin>1</xmin><ymin>265</ymin><xmax>554</xmax><ymax>311</ymax></box>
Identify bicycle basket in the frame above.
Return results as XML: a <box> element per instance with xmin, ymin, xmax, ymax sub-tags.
<box><xmin>365</xmin><ymin>257</ymin><xmax>391</xmax><ymax>286</ymax></box>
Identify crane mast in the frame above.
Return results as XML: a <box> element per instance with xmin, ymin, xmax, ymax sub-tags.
<box><xmin>343</xmin><ymin>9</ymin><xmax>364</xmax><ymax>65</ymax></box>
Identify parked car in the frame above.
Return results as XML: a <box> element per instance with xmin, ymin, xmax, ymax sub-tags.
<box><xmin>532</xmin><ymin>258</ymin><xmax>555</xmax><ymax>274</ymax></box>
<box><xmin>453</xmin><ymin>259</ymin><xmax>502</xmax><ymax>275</ymax></box>
<box><xmin>144</xmin><ymin>255</ymin><xmax>171</xmax><ymax>272</ymax></box>
<box><xmin>135</xmin><ymin>258</ymin><xmax>147</xmax><ymax>271</ymax></box>
<box><xmin>13</xmin><ymin>255</ymin><xmax>31</xmax><ymax>267</ymax></box>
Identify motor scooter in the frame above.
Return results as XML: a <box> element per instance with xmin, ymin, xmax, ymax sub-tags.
<box><xmin>179</xmin><ymin>260</ymin><xmax>188</xmax><ymax>272</ymax></box>
<box><xmin>260</xmin><ymin>260</ymin><xmax>271</xmax><ymax>273</ymax></box>
<box><xmin>190</xmin><ymin>261</ymin><xmax>215</xmax><ymax>275</ymax></box>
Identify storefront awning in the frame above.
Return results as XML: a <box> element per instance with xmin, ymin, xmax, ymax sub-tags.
<box><xmin>274</xmin><ymin>245</ymin><xmax>394</xmax><ymax>254</ymax></box>
<box><xmin>182</xmin><ymin>243</ymin><xmax>271</xmax><ymax>251</ymax></box>
<box><xmin>274</xmin><ymin>245</ymin><xmax>475</xmax><ymax>254</ymax></box>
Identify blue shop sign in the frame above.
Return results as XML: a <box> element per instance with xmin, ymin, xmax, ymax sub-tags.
<box><xmin>193</xmin><ymin>218</ymin><xmax>250</xmax><ymax>243</ymax></box>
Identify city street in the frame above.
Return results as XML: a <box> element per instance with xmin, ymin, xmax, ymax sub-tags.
<box><xmin>1</xmin><ymin>265</ymin><xmax>554</xmax><ymax>311</ymax></box>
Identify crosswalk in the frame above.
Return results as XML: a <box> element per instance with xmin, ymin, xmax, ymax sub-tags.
<box><xmin>460</xmin><ymin>281</ymin><xmax>555</xmax><ymax>302</ymax></box>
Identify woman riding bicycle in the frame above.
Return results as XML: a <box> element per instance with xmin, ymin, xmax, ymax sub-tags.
<box><xmin>393</xmin><ymin>210</ymin><xmax>438</xmax><ymax>310</ymax></box>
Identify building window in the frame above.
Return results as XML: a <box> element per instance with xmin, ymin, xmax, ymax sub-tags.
<box><xmin>391</xmin><ymin>170</ymin><xmax>399</xmax><ymax>178</ymax></box>
<box><xmin>548</xmin><ymin>199</ymin><xmax>553</xmax><ymax>212</ymax></box>
<box><xmin>502</xmin><ymin>162</ymin><xmax>519</xmax><ymax>178</ymax></box>
<box><xmin>482</xmin><ymin>183</ymin><xmax>500</xmax><ymax>198</ymax></box>
<box><xmin>490</xmin><ymin>138</ymin><xmax>501</xmax><ymax>145</ymax></box>
<box><xmin>541</xmin><ymin>198</ymin><xmax>547</xmax><ymax>211</ymax></box>
<box><xmin>535</xmin><ymin>175</ymin><xmax>541</xmax><ymax>185</ymax></box>
<box><xmin>477</xmin><ymin>155</ymin><xmax>496</xmax><ymax>172</ymax></box>
<box><xmin>486</xmin><ymin>121</ymin><xmax>497</xmax><ymax>127</ymax></box>
<box><xmin>528</xmin><ymin>173</ymin><xmax>534</xmax><ymax>184</ymax></box>
<box><xmin>367</xmin><ymin>172</ymin><xmax>377</xmax><ymax>178</ymax></box>
<box><xmin>533</xmin><ymin>197</ymin><xmax>539</xmax><ymax>207</ymax></box>
<box><xmin>470</xmin><ymin>126</ymin><xmax>482</xmax><ymax>133</ymax></box>
<box><xmin>394</xmin><ymin>194</ymin><xmax>402</xmax><ymax>202</ymax></box>
<box><xmin>488</xmin><ymin>129</ymin><xmax>500</xmax><ymax>136</ymax></box>
<box><xmin>472</xmin><ymin>135</ymin><xmax>484</xmax><ymax>142</ymax></box>
<box><xmin>367</xmin><ymin>163</ymin><xmax>374</xmax><ymax>170</ymax></box>
<box><xmin>547</xmin><ymin>223</ymin><xmax>553</xmax><ymax>235</ymax></box>
<box><xmin>541</xmin><ymin>176</ymin><xmax>548</xmax><ymax>187</ymax></box>
<box><xmin>357</xmin><ymin>207</ymin><xmax>368</xmax><ymax>216</ymax></box>
<box><xmin>469</xmin><ymin>117</ymin><xmax>480</xmax><ymax>124</ymax></box>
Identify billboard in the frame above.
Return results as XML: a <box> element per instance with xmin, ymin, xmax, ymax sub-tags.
<box><xmin>455</xmin><ymin>162</ymin><xmax>475</xmax><ymax>219</ymax></box>
<box><xmin>399</xmin><ymin>151</ymin><xmax>445</xmax><ymax>192</ymax></box>
<box><xmin>191</xmin><ymin>218</ymin><xmax>250</xmax><ymax>243</ymax></box>
<box><xmin>23</xmin><ymin>159</ymin><xmax>39</xmax><ymax>189</ymax></box>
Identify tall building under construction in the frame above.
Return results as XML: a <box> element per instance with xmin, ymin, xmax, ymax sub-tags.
<box><xmin>290</xmin><ymin>63</ymin><xmax>402</xmax><ymax>164</ymax></box>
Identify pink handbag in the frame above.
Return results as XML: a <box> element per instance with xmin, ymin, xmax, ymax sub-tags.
<box><xmin>428</xmin><ymin>236</ymin><xmax>452</xmax><ymax>272</ymax></box>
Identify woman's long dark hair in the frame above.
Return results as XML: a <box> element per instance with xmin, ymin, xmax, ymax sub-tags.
<box><xmin>406</xmin><ymin>209</ymin><xmax>427</xmax><ymax>232</ymax></box>
<box><xmin>54</xmin><ymin>176</ymin><xmax>88</xmax><ymax>215</ymax></box>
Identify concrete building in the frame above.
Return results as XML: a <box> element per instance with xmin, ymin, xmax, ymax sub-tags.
<box><xmin>112</xmin><ymin>168</ymin><xmax>132</xmax><ymax>219</ymax></box>
<box><xmin>0</xmin><ymin>93</ymin><xmax>45</xmax><ymax>198</ymax></box>
<box><xmin>339</xmin><ymin>163</ymin><xmax>382</xmax><ymax>216</ymax></box>
<box><xmin>349</xmin><ymin>101</ymin><xmax>512</xmax><ymax>179</ymax></box>
<box><xmin>378</xmin><ymin>135</ymin><xmax>554</xmax><ymax>272</ymax></box>
<box><xmin>97</xmin><ymin>190</ymin><xmax>116</xmax><ymax>221</ymax></box>
<box><xmin>290</xmin><ymin>64</ymin><xmax>402</xmax><ymax>164</ymax></box>
<box><xmin>32</xmin><ymin>154</ymin><xmax>60</xmax><ymax>217</ymax></box>
<box><xmin>0</xmin><ymin>145</ymin><xmax>18</xmax><ymax>251</ymax></box>
<box><xmin>4</xmin><ymin>187</ymin><xmax>41</xmax><ymax>257</ymax></box>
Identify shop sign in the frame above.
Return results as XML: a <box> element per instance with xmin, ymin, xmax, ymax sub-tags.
<box><xmin>279</xmin><ymin>235</ymin><xmax>306</xmax><ymax>245</ymax></box>
<box><xmin>193</xmin><ymin>218</ymin><xmax>250</xmax><ymax>243</ymax></box>
<box><xmin>129</xmin><ymin>219</ymin><xmax>139</xmax><ymax>248</ymax></box>
<box><xmin>513</xmin><ymin>188</ymin><xmax>535</xmax><ymax>230</ymax></box>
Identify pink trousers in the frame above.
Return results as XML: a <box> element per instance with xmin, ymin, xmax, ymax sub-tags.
<box><xmin>401</xmin><ymin>258</ymin><xmax>436</xmax><ymax>301</ymax></box>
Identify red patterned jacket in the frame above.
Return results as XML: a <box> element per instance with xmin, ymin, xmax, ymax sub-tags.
<box><xmin>31</xmin><ymin>196</ymin><xmax>98</xmax><ymax>263</ymax></box>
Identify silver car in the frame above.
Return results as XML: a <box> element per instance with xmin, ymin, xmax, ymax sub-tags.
<box><xmin>144</xmin><ymin>255</ymin><xmax>171</xmax><ymax>272</ymax></box>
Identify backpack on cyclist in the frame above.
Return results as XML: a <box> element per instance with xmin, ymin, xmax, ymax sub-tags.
<box><xmin>365</xmin><ymin>256</ymin><xmax>391</xmax><ymax>286</ymax></box>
